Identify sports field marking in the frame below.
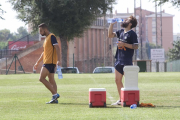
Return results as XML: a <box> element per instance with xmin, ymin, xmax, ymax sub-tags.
<box><xmin>88</xmin><ymin>75</ymin><xmax>115</xmax><ymax>104</ymax></box>
<box><xmin>88</xmin><ymin>74</ymin><xmax>128</xmax><ymax>118</ymax></box>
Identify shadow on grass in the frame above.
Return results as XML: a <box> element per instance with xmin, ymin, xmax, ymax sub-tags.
<box><xmin>59</xmin><ymin>103</ymin><xmax>88</xmax><ymax>105</ymax></box>
<box><xmin>136</xmin><ymin>106</ymin><xmax>180</xmax><ymax>109</ymax></box>
<box><xmin>155</xmin><ymin>106</ymin><xmax>180</xmax><ymax>109</ymax></box>
<box><xmin>59</xmin><ymin>103</ymin><xmax>121</xmax><ymax>108</ymax></box>
<box><xmin>57</xmin><ymin>103</ymin><xmax>180</xmax><ymax>109</ymax></box>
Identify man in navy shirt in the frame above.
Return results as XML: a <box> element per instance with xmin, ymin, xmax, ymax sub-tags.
<box><xmin>108</xmin><ymin>15</ymin><xmax>138</xmax><ymax>106</ymax></box>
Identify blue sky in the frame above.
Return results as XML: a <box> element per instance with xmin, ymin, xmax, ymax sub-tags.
<box><xmin>0</xmin><ymin>0</ymin><xmax>180</xmax><ymax>34</ymax></box>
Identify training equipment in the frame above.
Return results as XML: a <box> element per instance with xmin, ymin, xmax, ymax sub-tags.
<box><xmin>121</xmin><ymin>66</ymin><xmax>140</xmax><ymax>107</ymax></box>
<box><xmin>57</xmin><ymin>66</ymin><xmax>63</xmax><ymax>79</ymax></box>
<box><xmin>33</xmin><ymin>67</ymin><xmax>36</xmax><ymax>73</ymax></box>
<box><xmin>89</xmin><ymin>88</ymin><xmax>106</xmax><ymax>108</ymax></box>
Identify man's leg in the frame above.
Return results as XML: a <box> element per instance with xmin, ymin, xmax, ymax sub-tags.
<box><xmin>115</xmin><ymin>69</ymin><xmax>124</xmax><ymax>100</ymax></box>
<box><xmin>48</xmin><ymin>73</ymin><xmax>57</xmax><ymax>93</ymax></box>
<box><xmin>111</xmin><ymin>69</ymin><xmax>124</xmax><ymax>105</ymax></box>
<box><xmin>39</xmin><ymin>67</ymin><xmax>56</xmax><ymax>95</ymax></box>
<box><xmin>46</xmin><ymin>73</ymin><xmax>60</xmax><ymax>104</ymax></box>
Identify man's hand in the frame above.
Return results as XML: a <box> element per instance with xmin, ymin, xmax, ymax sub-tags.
<box><xmin>33</xmin><ymin>63</ymin><xmax>38</xmax><ymax>70</ymax></box>
<box><xmin>111</xmin><ymin>21</ymin><xmax>117</xmax><ymax>25</ymax></box>
<box><xmin>57</xmin><ymin>61</ymin><xmax>60</xmax><ymax>66</ymax></box>
<box><xmin>117</xmin><ymin>41</ymin><xmax>126</xmax><ymax>51</ymax></box>
<box><xmin>117</xmin><ymin>41</ymin><xmax>125</xmax><ymax>48</ymax></box>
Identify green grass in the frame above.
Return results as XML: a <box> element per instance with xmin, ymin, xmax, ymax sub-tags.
<box><xmin>0</xmin><ymin>72</ymin><xmax>180</xmax><ymax>120</ymax></box>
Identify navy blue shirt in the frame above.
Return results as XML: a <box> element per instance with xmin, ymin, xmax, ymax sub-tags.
<box><xmin>115</xmin><ymin>29</ymin><xmax>138</xmax><ymax>65</ymax></box>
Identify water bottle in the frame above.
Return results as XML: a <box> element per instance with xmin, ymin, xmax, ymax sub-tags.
<box><xmin>107</xmin><ymin>18</ymin><xmax>123</xmax><ymax>23</ymax></box>
<box><xmin>130</xmin><ymin>104</ymin><xmax>137</xmax><ymax>109</ymax></box>
<box><xmin>33</xmin><ymin>67</ymin><xmax>36</xmax><ymax>73</ymax></box>
<box><xmin>57</xmin><ymin>66</ymin><xmax>63</xmax><ymax>79</ymax></box>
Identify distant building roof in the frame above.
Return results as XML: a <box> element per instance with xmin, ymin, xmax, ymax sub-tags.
<box><xmin>106</xmin><ymin>13</ymin><xmax>133</xmax><ymax>19</ymax></box>
<box><xmin>145</xmin><ymin>12</ymin><xmax>174</xmax><ymax>18</ymax></box>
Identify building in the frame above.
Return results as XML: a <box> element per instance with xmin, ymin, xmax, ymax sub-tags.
<box><xmin>135</xmin><ymin>8</ymin><xmax>174</xmax><ymax>52</ymax></box>
<box><xmin>2</xmin><ymin>8</ymin><xmax>174</xmax><ymax>74</ymax></box>
<box><xmin>68</xmin><ymin>10</ymin><xmax>134</xmax><ymax>73</ymax></box>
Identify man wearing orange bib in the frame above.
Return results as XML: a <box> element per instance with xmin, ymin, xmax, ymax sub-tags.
<box><xmin>34</xmin><ymin>23</ymin><xmax>60</xmax><ymax>104</ymax></box>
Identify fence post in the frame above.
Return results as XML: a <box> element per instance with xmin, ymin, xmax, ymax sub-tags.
<box><xmin>156</xmin><ymin>62</ymin><xmax>159</xmax><ymax>72</ymax></box>
<box><xmin>73</xmin><ymin>53</ymin><xmax>74</xmax><ymax>68</ymax></box>
<box><xmin>0</xmin><ymin>50</ymin><xmax>2</xmax><ymax>59</ymax></box>
<box><xmin>164</xmin><ymin>62</ymin><xmax>167</xmax><ymax>72</ymax></box>
<box><xmin>6</xmin><ymin>57</ymin><xmax>7</xmax><ymax>75</ymax></box>
<box><xmin>15</xmin><ymin>54</ymin><xmax>16</xmax><ymax>74</ymax></box>
<box><xmin>27</xmin><ymin>35</ymin><xmax>29</xmax><ymax>44</ymax></box>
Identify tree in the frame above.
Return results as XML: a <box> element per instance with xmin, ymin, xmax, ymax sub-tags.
<box><xmin>153</xmin><ymin>0</ymin><xmax>180</xmax><ymax>8</ymax></box>
<box><xmin>0</xmin><ymin>26</ymin><xmax>28</xmax><ymax>42</ymax></box>
<box><xmin>9</xmin><ymin>0</ymin><xmax>115</xmax><ymax>67</ymax></box>
<box><xmin>16</xmin><ymin>26</ymin><xmax>28</xmax><ymax>39</ymax></box>
<box><xmin>0</xmin><ymin>4</ymin><xmax>6</xmax><ymax>20</ymax></box>
<box><xmin>168</xmin><ymin>39</ymin><xmax>180</xmax><ymax>61</ymax></box>
<box><xmin>0</xmin><ymin>29</ymin><xmax>11</xmax><ymax>42</ymax></box>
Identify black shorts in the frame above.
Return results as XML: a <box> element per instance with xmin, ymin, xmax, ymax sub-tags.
<box><xmin>43</xmin><ymin>64</ymin><xmax>56</xmax><ymax>73</ymax></box>
<box><xmin>115</xmin><ymin>63</ymin><xmax>124</xmax><ymax>75</ymax></box>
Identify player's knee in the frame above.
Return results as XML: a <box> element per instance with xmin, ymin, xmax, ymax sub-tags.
<box><xmin>115</xmin><ymin>78</ymin><xmax>122</xmax><ymax>84</ymax></box>
<box><xmin>39</xmin><ymin>78</ymin><xmax>44</xmax><ymax>82</ymax></box>
<box><xmin>115</xmin><ymin>78</ymin><xmax>119</xmax><ymax>83</ymax></box>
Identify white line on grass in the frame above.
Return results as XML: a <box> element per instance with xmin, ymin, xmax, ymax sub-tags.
<box><xmin>88</xmin><ymin>75</ymin><xmax>129</xmax><ymax>118</ymax></box>
<box><xmin>88</xmin><ymin>75</ymin><xmax>115</xmax><ymax>104</ymax></box>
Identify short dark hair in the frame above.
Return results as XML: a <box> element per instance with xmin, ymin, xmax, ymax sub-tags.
<box><xmin>129</xmin><ymin>15</ymin><xmax>138</xmax><ymax>29</ymax></box>
<box><xmin>38</xmin><ymin>23</ymin><xmax>48</xmax><ymax>29</ymax></box>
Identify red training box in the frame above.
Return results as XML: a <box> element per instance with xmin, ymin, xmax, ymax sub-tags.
<box><xmin>121</xmin><ymin>89</ymin><xmax>139</xmax><ymax>107</ymax></box>
<box><xmin>89</xmin><ymin>88</ymin><xmax>106</xmax><ymax>107</ymax></box>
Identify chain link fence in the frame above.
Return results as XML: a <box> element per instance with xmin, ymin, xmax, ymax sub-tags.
<box><xmin>1</xmin><ymin>51</ymin><xmax>179</xmax><ymax>74</ymax></box>
<box><xmin>68</xmin><ymin>54</ymin><xmax>115</xmax><ymax>73</ymax></box>
<box><xmin>0</xmin><ymin>33</ymin><xmax>40</xmax><ymax>74</ymax></box>
<box><xmin>1</xmin><ymin>33</ymin><xmax>179</xmax><ymax>74</ymax></box>
<box><xmin>151</xmin><ymin>62</ymin><xmax>167</xmax><ymax>72</ymax></box>
<box><xmin>167</xmin><ymin>59</ymin><xmax>180</xmax><ymax>72</ymax></box>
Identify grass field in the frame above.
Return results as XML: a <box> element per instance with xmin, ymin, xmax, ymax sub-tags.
<box><xmin>0</xmin><ymin>72</ymin><xmax>180</xmax><ymax>120</ymax></box>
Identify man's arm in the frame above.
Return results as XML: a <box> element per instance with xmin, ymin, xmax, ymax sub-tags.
<box><xmin>124</xmin><ymin>43</ymin><xmax>138</xmax><ymax>49</ymax></box>
<box><xmin>117</xmin><ymin>41</ymin><xmax>138</xmax><ymax>50</ymax></box>
<box><xmin>51</xmin><ymin>35</ymin><xmax>60</xmax><ymax>66</ymax></box>
<box><xmin>54</xmin><ymin>45</ymin><xmax>61</xmax><ymax>66</ymax></box>
<box><xmin>34</xmin><ymin>52</ymin><xmax>43</xmax><ymax>69</ymax></box>
<box><xmin>108</xmin><ymin>22</ymin><xmax>117</xmax><ymax>38</ymax></box>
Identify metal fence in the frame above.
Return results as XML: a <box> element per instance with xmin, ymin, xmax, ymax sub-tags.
<box><xmin>1</xmin><ymin>32</ymin><xmax>179</xmax><ymax>74</ymax></box>
<box><xmin>0</xmin><ymin>33</ymin><xmax>39</xmax><ymax>59</ymax></box>
<box><xmin>167</xmin><ymin>59</ymin><xmax>180</xmax><ymax>72</ymax></box>
<box><xmin>151</xmin><ymin>62</ymin><xmax>167</xmax><ymax>72</ymax></box>
<box><xmin>68</xmin><ymin>54</ymin><xmax>115</xmax><ymax>73</ymax></box>
<box><xmin>0</xmin><ymin>33</ymin><xmax>40</xmax><ymax>74</ymax></box>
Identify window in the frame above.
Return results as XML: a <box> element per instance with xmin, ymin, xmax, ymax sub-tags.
<box><xmin>94</xmin><ymin>68</ymin><xmax>112</xmax><ymax>73</ymax></box>
<box><xmin>61</xmin><ymin>68</ymin><xmax>78</xmax><ymax>73</ymax></box>
<box><xmin>136</xmin><ymin>27</ymin><xmax>139</xmax><ymax>31</ymax></box>
<box><xmin>152</xmin><ymin>32</ymin><xmax>156</xmax><ymax>35</ymax></box>
<box><xmin>152</xmin><ymin>17</ymin><xmax>156</xmax><ymax>21</ymax></box>
<box><xmin>152</xmin><ymin>28</ymin><xmax>156</xmax><ymax>32</ymax></box>
<box><xmin>152</xmin><ymin>36</ymin><xmax>156</xmax><ymax>44</ymax></box>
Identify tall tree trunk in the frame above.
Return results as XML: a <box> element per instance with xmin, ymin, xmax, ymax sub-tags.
<box><xmin>60</xmin><ymin>36</ymin><xmax>68</xmax><ymax>67</ymax></box>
